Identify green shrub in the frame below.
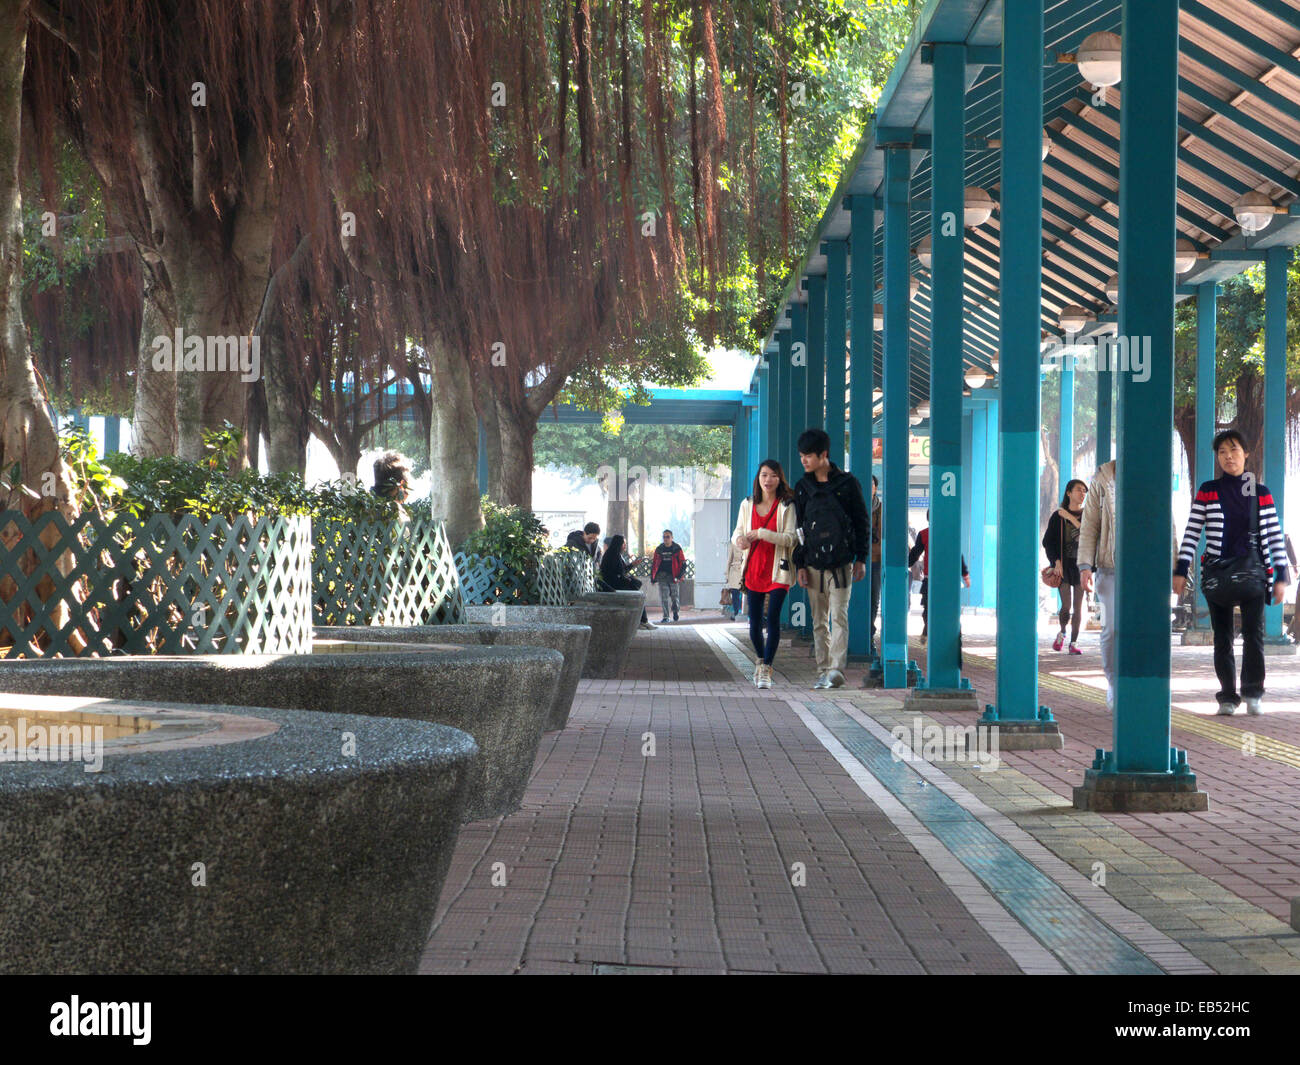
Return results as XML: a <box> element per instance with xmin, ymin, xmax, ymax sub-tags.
<box><xmin>458</xmin><ymin>497</ymin><xmax>549</xmax><ymax>574</ymax></box>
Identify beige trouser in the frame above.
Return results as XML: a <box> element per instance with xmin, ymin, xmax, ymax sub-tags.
<box><xmin>805</xmin><ymin>566</ymin><xmax>852</xmax><ymax>673</ymax></box>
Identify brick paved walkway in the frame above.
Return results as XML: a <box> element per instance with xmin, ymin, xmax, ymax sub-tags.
<box><xmin>420</xmin><ymin>612</ymin><xmax>1300</xmax><ymax>975</ymax></box>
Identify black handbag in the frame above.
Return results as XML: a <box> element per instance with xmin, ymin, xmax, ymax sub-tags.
<box><xmin>1199</xmin><ymin>495</ymin><xmax>1268</xmax><ymax>606</ymax></box>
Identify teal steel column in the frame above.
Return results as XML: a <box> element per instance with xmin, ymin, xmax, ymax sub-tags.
<box><xmin>848</xmin><ymin>195</ymin><xmax>876</xmax><ymax>659</ymax></box>
<box><xmin>731</xmin><ymin>411</ymin><xmax>746</xmax><ymax>529</ymax></box>
<box><xmin>1111</xmin><ymin>0</ymin><xmax>1178</xmax><ymax>773</ymax></box>
<box><xmin>1059</xmin><ymin>357</ymin><xmax>1075</xmax><ymax>485</ymax></box>
<box><xmin>882</xmin><ymin>146</ymin><xmax>911</xmax><ymax>688</ymax></box>
<box><xmin>1189</xmin><ymin>281</ymin><xmax>1217</xmax><ymax>631</ymax></box>
<box><xmin>924</xmin><ymin>41</ymin><xmax>967</xmax><ymax>692</ymax></box>
<box><xmin>968</xmin><ymin>406</ymin><xmax>988</xmax><ymax>607</ymax></box>
<box><xmin>477</xmin><ymin>418</ymin><xmax>489</xmax><ymax>497</ymax></box>
<box><xmin>1264</xmin><ymin>247</ymin><xmax>1291</xmax><ymax>641</ymax></box>
<box><xmin>989</xmin><ymin>0</ymin><xmax>1045</xmax><ymax>723</ymax></box>
<box><xmin>805</xmin><ymin>276</ymin><xmax>827</xmax><ymax>441</ymax></box>
<box><xmin>789</xmin><ymin>301</ymin><xmax>810</xmax><ymax>631</ymax></box>
<box><xmin>759</xmin><ymin>364</ymin><xmax>771</xmax><ymax>462</ymax></box>
<box><xmin>824</xmin><ymin>241</ymin><xmax>848</xmax><ymax>461</ymax></box>
<box><xmin>1097</xmin><ymin>365</ymin><xmax>1113</xmax><ymax>466</ymax></box>
<box><xmin>984</xmin><ymin>396</ymin><xmax>1000</xmax><ymax>609</ymax></box>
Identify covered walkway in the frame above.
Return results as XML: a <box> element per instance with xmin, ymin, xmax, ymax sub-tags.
<box><xmin>420</xmin><ymin>620</ymin><xmax>1300</xmax><ymax>975</ymax></box>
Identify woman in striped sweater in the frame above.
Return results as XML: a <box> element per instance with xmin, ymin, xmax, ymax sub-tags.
<box><xmin>1173</xmin><ymin>429</ymin><xmax>1289</xmax><ymax>715</ymax></box>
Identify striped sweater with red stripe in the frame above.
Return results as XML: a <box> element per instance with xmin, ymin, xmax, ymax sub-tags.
<box><xmin>1175</xmin><ymin>474</ymin><xmax>1289</xmax><ymax>585</ymax></box>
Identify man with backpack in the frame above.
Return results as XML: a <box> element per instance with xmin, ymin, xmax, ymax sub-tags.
<box><xmin>792</xmin><ymin>428</ymin><xmax>870</xmax><ymax>689</ymax></box>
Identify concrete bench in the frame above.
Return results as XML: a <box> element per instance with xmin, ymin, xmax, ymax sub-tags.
<box><xmin>0</xmin><ymin>691</ymin><xmax>476</xmax><ymax>974</ymax></box>
<box><xmin>315</xmin><ymin>622</ymin><xmax>590</xmax><ymax>731</ymax></box>
<box><xmin>464</xmin><ymin>603</ymin><xmax>637</xmax><ymax>679</ymax></box>
<box><xmin>0</xmin><ymin>647</ymin><xmax>561</xmax><ymax>821</ymax></box>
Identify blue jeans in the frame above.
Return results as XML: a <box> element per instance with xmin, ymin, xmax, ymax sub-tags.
<box><xmin>747</xmin><ymin>586</ymin><xmax>789</xmax><ymax>665</ymax></box>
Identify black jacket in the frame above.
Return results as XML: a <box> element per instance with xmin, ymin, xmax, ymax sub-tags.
<box><xmin>791</xmin><ymin>464</ymin><xmax>869</xmax><ymax>569</ymax></box>
<box><xmin>565</xmin><ymin>529</ymin><xmax>596</xmax><ymax>557</ymax></box>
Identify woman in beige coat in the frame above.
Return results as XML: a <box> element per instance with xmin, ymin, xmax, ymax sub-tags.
<box><xmin>731</xmin><ymin>459</ymin><xmax>798</xmax><ymax>688</ymax></box>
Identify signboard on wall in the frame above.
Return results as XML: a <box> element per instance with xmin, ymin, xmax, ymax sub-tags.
<box><xmin>872</xmin><ymin>435</ymin><xmax>930</xmax><ymax>464</ymax></box>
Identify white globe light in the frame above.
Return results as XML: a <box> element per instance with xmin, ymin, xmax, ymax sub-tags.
<box><xmin>872</xmin><ymin>303</ymin><xmax>885</xmax><ymax>331</ymax></box>
<box><xmin>965</xmin><ymin>369</ymin><xmax>988</xmax><ymax>389</ymax></box>
<box><xmin>915</xmin><ymin>233</ymin><xmax>932</xmax><ymax>269</ymax></box>
<box><xmin>909</xmin><ymin>414</ymin><xmax>922</xmax><ymax>427</ymax></box>
<box><xmin>1105</xmin><ymin>273</ymin><xmax>1119</xmax><ymax>303</ymax></box>
<box><xmin>909</xmin><ymin>275</ymin><xmax>922</xmax><ymax>301</ymax></box>
<box><xmin>1077</xmin><ymin>31</ymin><xmax>1122</xmax><ymax>87</ymax></box>
<box><xmin>964</xmin><ymin>186</ymin><xmax>995</xmax><ymax>227</ymax></box>
<box><xmin>916</xmin><ymin>400</ymin><xmax>931</xmax><ymax>419</ymax></box>
<box><xmin>990</xmin><ymin>356</ymin><xmax>999</xmax><ymax>373</ymax></box>
<box><xmin>1234</xmin><ymin>191</ymin><xmax>1276</xmax><ymax>235</ymax></box>
<box><xmin>1175</xmin><ymin>238</ymin><xmax>1199</xmax><ymax>274</ymax></box>
<box><xmin>1059</xmin><ymin>305</ymin><xmax>1092</xmax><ymax>334</ymax></box>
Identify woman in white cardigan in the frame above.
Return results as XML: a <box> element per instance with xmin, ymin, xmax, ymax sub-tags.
<box><xmin>731</xmin><ymin>459</ymin><xmax>798</xmax><ymax>689</ymax></box>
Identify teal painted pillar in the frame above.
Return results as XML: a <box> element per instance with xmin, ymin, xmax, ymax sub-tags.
<box><xmin>788</xmin><ymin>302</ymin><xmax>810</xmax><ymax>631</ymax></box>
<box><xmin>824</xmin><ymin>240</ymin><xmax>848</xmax><ymax>462</ymax></box>
<box><xmin>774</xmin><ymin>327</ymin><xmax>793</xmax><ymax>627</ymax></box>
<box><xmin>882</xmin><ymin>146</ymin><xmax>912</xmax><ymax>688</ymax></box>
<box><xmin>988</xmin><ymin>0</ymin><xmax>1046</xmax><ymax>724</ymax></box>
<box><xmin>802</xmin><ymin>274</ymin><xmax>827</xmax><ymax>638</ymax></box>
<box><xmin>924</xmin><ymin>41</ymin><xmax>967</xmax><ymax>692</ymax></box>
<box><xmin>477</xmin><ymin>419</ymin><xmax>489</xmax><ymax>497</ymax></box>
<box><xmin>983</xmin><ymin>397</ymin><xmax>1000</xmax><ymax>610</ymax></box>
<box><xmin>748</xmin><ymin>397</ymin><xmax>760</xmax><ymax>485</ymax></box>
<box><xmin>1097</xmin><ymin>366</ymin><xmax>1113</xmax><ymax>466</ymax></box>
<box><xmin>848</xmin><ymin>195</ymin><xmax>877</xmax><ymax>659</ymax></box>
<box><xmin>1264</xmin><ymin>247</ymin><xmax>1290</xmax><ymax>641</ymax></box>
<box><xmin>1110</xmin><ymin>0</ymin><xmax>1178</xmax><ymax>774</ymax></box>
<box><xmin>968</xmin><ymin>406</ymin><xmax>987</xmax><ymax>607</ymax></box>
<box><xmin>758</xmin><ymin>364</ymin><xmax>771</xmax><ymax>462</ymax></box>
<box><xmin>1189</xmin><ymin>282</ymin><xmax>1217</xmax><ymax>630</ymax></box>
<box><xmin>103</xmin><ymin>417</ymin><xmax>121</xmax><ymax>455</ymax></box>
<box><xmin>731</xmin><ymin>409</ymin><xmax>750</xmax><ymax>529</ymax></box>
<box><xmin>1059</xmin><ymin>357</ymin><xmax>1075</xmax><ymax>485</ymax></box>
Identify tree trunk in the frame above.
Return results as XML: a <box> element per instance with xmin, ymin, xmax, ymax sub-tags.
<box><xmin>130</xmin><ymin>266</ymin><xmax>178</xmax><ymax>457</ymax></box>
<box><xmin>427</xmin><ymin>334</ymin><xmax>482</xmax><ymax>546</ymax></box>
<box><xmin>491</xmin><ymin>390</ymin><xmax>536</xmax><ymax>511</ymax></box>
<box><xmin>0</xmin><ymin>2</ymin><xmax>85</xmax><ymax>654</ymax></box>
<box><xmin>262</xmin><ymin>302</ymin><xmax>309</xmax><ymax>474</ymax></box>
<box><xmin>479</xmin><ymin>375</ymin><xmax>504</xmax><ymax>504</ymax></box>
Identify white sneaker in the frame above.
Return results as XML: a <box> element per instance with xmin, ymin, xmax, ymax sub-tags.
<box><xmin>812</xmin><ymin>673</ymin><xmax>832</xmax><ymax>690</ymax></box>
<box><xmin>827</xmin><ymin>670</ymin><xmax>846</xmax><ymax>689</ymax></box>
<box><xmin>752</xmin><ymin>663</ymin><xmax>763</xmax><ymax>687</ymax></box>
<box><xmin>1245</xmin><ymin>696</ymin><xmax>1262</xmax><ymax>716</ymax></box>
<box><xmin>639</xmin><ymin>621</ymin><xmax>656</xmax><ymax>630</ymax></box>
<box><xmin>758</xmin><ymin>665</ymin><xmax>773</xmax><ymax>690</ymax></box>
<box><xmin>1216</xmin><ymin>701</ymin><xmax>1236</xmax><ymax>716</ymax></box>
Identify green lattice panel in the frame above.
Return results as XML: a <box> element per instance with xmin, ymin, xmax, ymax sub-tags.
<box><xmin>0</xmin><ymin>511</ymin><xmax>312</xmax><ymax>657</ymax></box>
<box><xmin>630</xmin><ymin>556</ymin><xmax>696</xmax><ymax>580</ymax></box>
<box><xmin>313</xmin><ymin>518</ymin><xmax>464</xmax><ymax>626</ymax></box>
<box><xmin>539</xmin><ymin>549</ymin><xmax>595</xmax><ymax>605</ymax></box>
<box><xmin>453</xmin><ymin>553</ymin><xmax>538</xmax><ymax>605</ymax></box>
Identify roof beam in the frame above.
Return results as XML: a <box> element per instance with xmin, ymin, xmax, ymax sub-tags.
<box><xmin>1180</xmin><ymin>1</ymin><xmax>1300</xmax><ymax>87</ymax></box>
<box><xmin>1179</xmin><ymin>39</ymin><xmax>1300</xmax><ymax>128</ymax></box>
<box><xmin>1175</xmin><ymin>111</ymin><xmax>1300</xmax><ymax>199</ymax></box>
<box><xmin>1179</xmin><ymin>78</ymin><xmax>1300</xmax><ymax>163</ymax></box>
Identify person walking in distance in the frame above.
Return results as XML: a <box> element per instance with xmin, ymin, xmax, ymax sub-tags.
<box><xmin>792</xmin><ymin>428</ymin><xmax>869</xmax><ymax>690</ymax></box>
<box><xmin>907</xmin><ymin>511</ymin><xmax>971</xmax><ymax>645</ymax></box>
<box><xmin>1078</xmin><ymin>461</ymin><xmax>1117</xmax><ymax>706</ymax></box>
<box><xmin>651</xmin><ymin>529</ymin><xmax>686</xmax><ymax>622</ymax></box>
<box><xmin>1173</xmin><ymin>429</ymin><xmax>1289</xmax><ymax>715</ymax></box>
<box><xmin>868</xmin><ymin>476</ymin><xmax>883</xmax><ymax>653</ymax></box>
<box><xmin>1043</xmin><ymin>479</ymin><xmax>1088</xmax><ymax>654</ymax></box>
<box><xmin>732</xmin><ymin>459</ymin><xmax>797</xmax><ymax>689</ymax></box>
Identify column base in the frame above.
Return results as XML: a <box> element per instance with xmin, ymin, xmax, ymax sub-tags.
<box><xmin>861</xmin><ymin>659</ymin><xmax>921</xmax><ymax>689</ymax></box>
<box><xmin>1072</xmin><ymin>768</ymin><xmax>1208</xmax><ymax>812</ymax></box>
<box><xmin>903</xmin><ymin>687</ymin><xmax>980</xmax><ymax>712</ymax></box>
<box><xmin>979</xmin><ymin>719</ymin><xmax>1064</xmax><ymax>750</ymax></box>
<box><xmin>1181</xmin><ymin>628</ymin><xmax>1213</xmax><ymax>646</ymax></box>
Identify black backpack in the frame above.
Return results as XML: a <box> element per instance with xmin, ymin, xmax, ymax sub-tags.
<box><xmin>802</xmin><ymin>480</ymin><xmax>855</xmax><ymax>572</ymax></box>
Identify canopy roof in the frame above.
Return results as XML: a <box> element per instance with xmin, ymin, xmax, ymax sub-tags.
<box><xmin>755</xmin><ymin>0</ymin><xmax>1300</xmax><ymax>409</ymax></box>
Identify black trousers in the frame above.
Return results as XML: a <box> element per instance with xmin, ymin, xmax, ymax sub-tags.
<box><xmin>746</xmin><ymin>586</ymin><xmax>789</xmax><ymax>665</ymax></box>
<box><xmin>1206</xmin><ymin>593</ymin><xmax>1266</xmax><ymax>705</ymax></box>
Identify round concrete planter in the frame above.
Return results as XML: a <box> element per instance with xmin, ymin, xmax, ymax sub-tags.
<box><xmin>0</xmin><ymin>692</ymin><xmax>477</xmax><ymax>974</ymax></box>
<box><xmin>316</xmin><ymin>623</ymin><xmax>590</xmax><ymax>731</ymax></box>
<box><xmin>465</xmin><ymin>604</ymin><xmax>637</xmax><ymax>679</ymax></box>
<box><xmin>0</xmin><ymin>647</ymin><xmax>561</xmax><ymax>821</ymax></box>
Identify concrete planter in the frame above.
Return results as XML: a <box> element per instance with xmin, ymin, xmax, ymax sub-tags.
<box><xmin>466</xmin><ymin>603</ymin><xmax>637</xmax><ymax>679</ymax></box>
<box><xmin>0</xmin><ymin>692</ymin><xmax>477</xmax><ymax>974</ymax></box>
<box><xmin>0</xmin><ymin>647</ymin><xmax>561</xmax><ymax>821</ymax></box>
<box><xmin>316</xmin><ymin>622</ymin><xmax>590</xmax><ymax>730</ymax></box>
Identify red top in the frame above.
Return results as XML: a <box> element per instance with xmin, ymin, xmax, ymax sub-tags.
<box><xmin>744</xmin><ymin>499</ymin><xmax>788</xmax><ymax>593</ymax></box>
